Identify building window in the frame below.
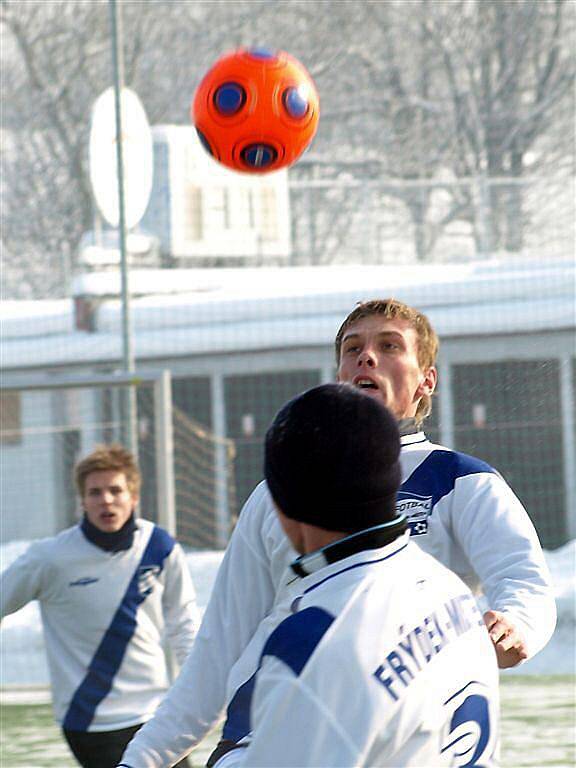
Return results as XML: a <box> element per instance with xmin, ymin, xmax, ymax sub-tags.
<box><xmin>0</xmin><ymin>392</ymin><xmax>22</xmax><ymax>445</ymax></box>
<box><xmin>224</xmin><ymin>370</ymin><xmax>321</xmax><ymax>510</ymax></box>
<box><xmin>184</xmin><ymin>186</ymin><xmax>203</xmax><ymax>240</ymax></box>
<box><xmin>239</xmin><ymin>187</ymin><xmax>256</xmax><ymax>229</ymax></box>
<box><xmin>260</xmin><ymin>187</ymin><xmax>278</xmax><ymax>240</ymax></box>
<box><xmin>206</xmin><ymin>187</ymin><xmax>230</xmax><ymax>231</ymax></box>
<box><xmin>452</xmin><ymin>359</ymin><xmax>565</xmax><ymax>549</ymax></box>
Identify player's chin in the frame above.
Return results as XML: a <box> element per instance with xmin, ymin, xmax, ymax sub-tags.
<box><xmin>354</xmin><ymin>386</ymin><xmax>384</xmax><ymax>402</ymax></box>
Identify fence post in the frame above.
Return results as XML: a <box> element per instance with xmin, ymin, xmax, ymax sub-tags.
<box><xmin>560</xmin><ymin>357</ymin><xmax>576</xmax><ymax>541</ymax></box>
<box><xmin>154</xmin><ymin>369</ymin><xmax>176</xmax><ymax>537</ymax></box>
<box><xmin>211</xmin><ymin>372</ymin><xmax>230</xmax><ymax>548</ymax></box>
<box><xmin>437</xmin><ymin>356</ymin><xmax>455</xmax><ymax>449</ymax></box>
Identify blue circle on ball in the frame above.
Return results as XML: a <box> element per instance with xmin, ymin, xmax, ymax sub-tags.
<box><xmin>214</xmin><ymin>83</ymin><xmax>246</xmax><ymax>115</ymax></box>
<box><xmin>283</xmin><ymin>87</ymin><xmax>309</xmax><ymax>119</ymax></box>
<box><xmin>241</xmin><ymin>143</ymin><xmax>278</xmax><ymax>168</ymax></box>
<box><xmin>247</xmin><ymin>47</ymin><xmax>275</xmax><ymax>60</ymax></box>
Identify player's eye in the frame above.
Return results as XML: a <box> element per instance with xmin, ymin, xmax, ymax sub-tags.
<box><xmin>381</xmin><ymin>339</ymin><xmax>402</xmax><ymax>351</ymax></box>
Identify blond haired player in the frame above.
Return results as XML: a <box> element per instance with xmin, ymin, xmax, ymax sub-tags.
<box><xmin>1</xmin><ymin>444</ymin><xmax>198</xmax><ymax>768</ymax></box>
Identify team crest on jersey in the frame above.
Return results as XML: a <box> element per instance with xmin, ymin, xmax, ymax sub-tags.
<box><xmin>396</xmin><ymin>492</ymin><xmax>433</xmax><ymax>535</ymax></box>
<box><xmin>137</xmin><ymin>565</ymin><xmax>161</xmax><ymax>597</ymax></box>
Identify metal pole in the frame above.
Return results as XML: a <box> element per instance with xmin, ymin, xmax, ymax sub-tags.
<box><xmin>154</xmin><ymin>370</ymin><xmax>176</xmax><ymax>537</ymax></box>
<box><xmin>560</xmin><ymin>357</ymin><xmax>576</xmax><ymax>540</ymax></box>
<box><xmin>109</xmin><ymin>0</ymin><xmax>137</xmax><ymax>455</ymax></box>
<box><xmin>437</xmin><ymin>356</ymin><xmax>455</xmax><ymax>449</ymax></box>
<box><xmin>211</xmin><ymin>373</ymin><xmax>230</xmax><ymax>548</ymax></box>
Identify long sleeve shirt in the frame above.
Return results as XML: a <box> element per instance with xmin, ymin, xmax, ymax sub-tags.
<box><xmin>212</xmin><ymin>533</ymin><xmax>500</xmax><ymax>767</ymax></box>
<box><xmin>1</xmin><ymin>519</ymin><xmax>199</xmax><ymax>731</ymax></box>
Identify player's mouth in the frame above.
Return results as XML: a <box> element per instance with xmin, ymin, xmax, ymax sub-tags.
<box><xmin>353</xmin><ymin>375</ymin><xmax>379</xmax><ymax>392</ymax></box>
<box><xmin>352</xmin><ymin>376</ymin><xmax>378</xmax><ymax>389</ymax></box>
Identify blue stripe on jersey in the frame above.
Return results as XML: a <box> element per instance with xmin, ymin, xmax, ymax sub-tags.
<box><xmin>399</xmin><ymin>449</ymin><xmax>497</xmax><ymax>508</ymax></box>
<box><xmin>62</xmin><ymin>526</ymin><xmax>175</xmax><ymax>731</ymax></box>
<box><xmin>260</xmin><ymin>606</ymin><xmax>334</xmax><ymax>676</ymax></box>
<box><xmin>222</xmin><ymin>607</ymin><xmax>334</xmax><ymax>743</ymax></box>
<box><xmin>222</xmin><ymin>673</ymin><xmax>257</xmax><ymax>742</ymax></box>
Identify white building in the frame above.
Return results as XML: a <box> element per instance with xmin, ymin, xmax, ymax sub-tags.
<box><xmin>1</xmin><ymin>258</ymin><xmax>574</xmax><ymax>550</ymax></box>
<box><xmin>140</xmin><ymin>126</ymin><xmax>291</xmax><ymax>264</ymax></box>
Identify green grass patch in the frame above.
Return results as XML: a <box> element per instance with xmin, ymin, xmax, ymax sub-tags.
<box><xmin>0</xmin><ymin>676</ymin><xmax>573</xmax><ymax>767</ymax></box>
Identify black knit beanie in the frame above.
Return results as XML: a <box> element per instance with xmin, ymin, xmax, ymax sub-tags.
<box><xmin>264</xmin><ymin>383</ymin><xmax>401</xmax><ymax>533</ymax></box>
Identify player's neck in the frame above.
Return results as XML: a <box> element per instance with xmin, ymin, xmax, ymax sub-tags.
<box><xmin>81</xmin><ymin>513</ymin><xmax>137</xmax><ymax>552</ymax></box>
<box><xmin>291</xmin><ymin>516</ymin><xmax>408</xmax><ymax>578</ymax></box>
<box><xmin>301</xmin><ymin>525</ymin><xmax>345</xmax><ymax>553</ymax></box>
<box><xmin>398</xmin><ymin>417</ymin><xmax>419</xmax><ymax>436</ymax></box>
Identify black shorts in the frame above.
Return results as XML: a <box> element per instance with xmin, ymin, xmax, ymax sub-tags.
<box><xmin>63</xmin><ymin>724</ymin><xmax>191</xmax><ymax>768</ymax></box>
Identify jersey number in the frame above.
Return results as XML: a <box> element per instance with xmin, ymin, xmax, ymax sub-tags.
<box><xmin>441</xmin><ymin>681</ymin><xmax>496</xmax><ymax>766</ymax></box>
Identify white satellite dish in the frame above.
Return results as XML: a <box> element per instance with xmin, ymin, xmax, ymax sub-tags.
<box><xmin>89</xmin><ymin>87</ymin><xmax>153</xmax><ymax>229</ymax></box>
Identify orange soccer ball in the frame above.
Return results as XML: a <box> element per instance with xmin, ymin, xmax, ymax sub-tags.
<box><xmin>191</xmin><ymin>47</ymin><xmax>320</xmax><ymax>174</ymax></box>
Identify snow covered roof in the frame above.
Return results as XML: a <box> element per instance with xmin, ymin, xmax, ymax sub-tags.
<box><xmin>1</xmin><ymin>300</ymin><xmax>73</xmax><ymax>340</ymax></box>
<box><xmin>2</xmin><ymin>259</ymin><xmax>574</xmax><ymax>370</ymax></box>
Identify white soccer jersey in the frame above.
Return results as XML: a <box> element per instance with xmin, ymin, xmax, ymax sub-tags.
<box><xmin>214</xmin><ymin>533</ymin><xmax>500</xmax><ymax>768</ymax></box>
<box><xmin>0</xmin><ymin>519</ymin><xmax>199</xmax><ymax>732</ymax></box>
<box><xmin>119</xmin><ymin>432</ymin><xmax>555</xmax><ymax>767</ymax></box>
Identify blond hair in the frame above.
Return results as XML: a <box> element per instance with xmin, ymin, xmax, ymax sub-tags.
<box><xmin>75</xmin><ymin>444</ymin><xmax>141</xmax><ymax>497</ymax></box>
<box><xmin>334</xmin><ymin>299</ymin><xmax>439</xmax><ymax>423</ymax></box>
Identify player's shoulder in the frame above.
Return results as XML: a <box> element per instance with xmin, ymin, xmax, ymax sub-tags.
<box><xmin>7</xmin><ymin>525</ymin><xmax>83</xmax><ymax>571</ymax></box>
<box><xmin>36</xmin><ymin>524</ymin><xmax>84</xmax><ymax>553</ymax></box>
<box><xmin>237</xmin><ymin>480</ymin><xmax>276</xmax><ymax>523</ymax></box>
<box><xmin>138</xmin><ymin>519</ymin><xmax>177</xmax><ymax>552</ymax></box>
<box><xmin>400</xmin><ymin>439</ymin><xmax>503</xmax><ymax>512</ymax></box>
<box><xmin>247</xmin><ymin>479</ymin><xmax>275</xmax><ymax>506</ymax></box>
<box><xmin>232</xmin><ymin>480</ymin><xmax>288</xmax><ymax>560</ymax></box>
<box><xmin>417</xmin><ymin>438</ymin><xmax>499</xmax><ymax>480</ymax></box>
<box><xmin>261</xmin><ymin>605</ymin><xmax>336</xmax><ymax>677</ymax></box>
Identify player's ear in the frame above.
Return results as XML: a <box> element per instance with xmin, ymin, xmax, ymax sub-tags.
<box><xmin>417</xmin><ymin>367</ymin><xmax>437</xmax><ymax>397</ymax></box>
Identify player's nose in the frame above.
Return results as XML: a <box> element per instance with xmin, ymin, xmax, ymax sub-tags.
<box><xmin>357</xmin><ymin>349</ymin><xmax>376</xmax><ymax>367</ymax></box>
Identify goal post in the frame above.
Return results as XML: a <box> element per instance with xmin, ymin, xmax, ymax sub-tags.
<box><xmin>1</xmin><ymin>369</ymin><xmax>176</xmax><ymax>536</ymax></box>
<box><xmin>0</xmin><ymin>368</ymin><xmax>238</xmax><ymax>694</ymax></box>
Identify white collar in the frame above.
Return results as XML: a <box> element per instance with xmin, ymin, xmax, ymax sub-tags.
<box><xmin>401</xmin><ymin>431</ymin><xmax>427</xmax><ymax>446</ymax></box>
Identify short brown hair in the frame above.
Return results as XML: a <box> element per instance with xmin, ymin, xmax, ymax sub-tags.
<box><xmin>334</xmin><ymin>299</ymin><xmax>439</xmax><ymax>423</ymax></box>
<box><xmin>75</xmin><ymin>444</ymin><xmax>141</xmax><ymax>497</ymax></box>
